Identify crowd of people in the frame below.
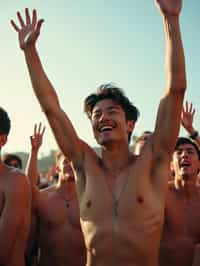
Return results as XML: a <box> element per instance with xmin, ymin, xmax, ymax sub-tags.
<box><xmin>0</xmin><ymin>0</ymin><xmax>199</xmax><ymax>266</ymax></box>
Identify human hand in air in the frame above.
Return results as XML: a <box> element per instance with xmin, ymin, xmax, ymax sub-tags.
<box><xmin>181</xmin><ymin>101</ymin><xmax>195</xmax><ymax>133</ymax></box>
<box><xmin>11</xmin><ymin>8</ymin><xmax>44</xmax><ymax>50</ymax></box>
<box><xmin>155</xmin><ymin>0</ymin><xmax>182</xmax><ymax>17</ymax></box>
<box><xmin>30</xmin><ymin>123</ymin><xmax>46</xmax><ymax>152</ymax></box>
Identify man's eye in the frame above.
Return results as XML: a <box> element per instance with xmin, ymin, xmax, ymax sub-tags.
<box><xmin>109</xmin><ymin>110</ymin><xmax>116</xmax><ymax>114</ymax></box>
<box><xmin>188</xmin><ymin>150</ymin><xmax>194</xmax><ymax>154</ymax></box>
<box><xmin>92</xmin><ymin>113</ymin><xmax>100</xmax><ymax>119</ymax></box>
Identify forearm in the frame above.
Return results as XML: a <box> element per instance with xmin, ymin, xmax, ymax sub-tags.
<box><xmin>26</xmin><ymin>149</ymin><xmax>40</xmax><ymax>186</ymax></box>
<box><xmin>164</xmin><ymin>14</ymin><xmax>186</xmax><ymax>92</ymax></box>
<box><xmin>24</xmin><ymin>45</ymin><xmax>60</xmax><ymax>113</ymax></box>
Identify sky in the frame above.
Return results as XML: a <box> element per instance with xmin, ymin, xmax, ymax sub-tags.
<box><xmin>1</xmin><ymin>1</ymin><xmax>200</xmax><ymax>158</ymax></box>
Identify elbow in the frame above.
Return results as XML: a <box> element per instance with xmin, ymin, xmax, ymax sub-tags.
<box><xmin>168</xmin><ymin>73</ymin><xmax>187</xmax><ymax>93</ymax></box>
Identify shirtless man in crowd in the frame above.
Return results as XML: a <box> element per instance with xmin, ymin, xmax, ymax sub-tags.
<box><xmin>0</xmin><ymin>107</ymin><xmax>31</xmax><ymax>266</ymax></box>
<box><xmin>11</xmin><ymin>0</ymin><xmax>186</xmax><ymax>265</ymax></box>
<box><xmin>160</xmin><ymin>137</ymin><xmax>200</xmax><ymax>266</ymax></box>
<box><xmin>26</xmin><ymin>123</ymin><xmax>86</xmax><ymax>266</ymax></box>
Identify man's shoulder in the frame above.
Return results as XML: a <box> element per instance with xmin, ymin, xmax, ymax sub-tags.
<box><xmin>2</xmin><ymin>167</ymin><xmax>28</xmax><ymax>186</ymax></box>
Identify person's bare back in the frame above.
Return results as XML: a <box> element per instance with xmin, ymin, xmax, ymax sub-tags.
<box><xmin>0</xmin><ymin>166</ymin><xmax>31</xmax><ymax>266</ymax></box>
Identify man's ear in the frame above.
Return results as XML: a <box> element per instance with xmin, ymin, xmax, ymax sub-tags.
<box><xmin>127</xmin><ymin>120</ymin><xmax>135</xmax><ymax>133</ymax></box>
<box><xmin>0</xmin><ymin>134</ymin><xmax>7</xmax><ymax>148</ymax></box>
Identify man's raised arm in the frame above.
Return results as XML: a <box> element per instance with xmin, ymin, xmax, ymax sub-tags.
<box><xmin>11</xmin><ymin>8</ymin><xmax>84</xmax><ymax>164</ymax></box>
<box><xmin>153</xmin><ymin>0</ymin><xmax>186</xmax><ymax>156</ymax></box>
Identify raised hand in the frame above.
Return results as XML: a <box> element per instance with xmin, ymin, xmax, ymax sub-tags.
<box><xmin>181</xmin><ymin>101</ymin><xmax>195</xmax><ymax>132</ymax></box>
<box><xmin>155</xmin><ymin>0</ymin><xmax>182</xmax><ymax>17</ymax></box>
<box><xmin>11</xmin><ymin>8</ymin><xmax>44</xmax><ymax>50</ymax></box>
<box><xmin>30</xmin><ymin>123</ymin><xmax>46</xmax><ymax>152</ymax></box>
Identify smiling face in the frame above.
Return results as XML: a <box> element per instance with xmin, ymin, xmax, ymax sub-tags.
<box><xmin>172</xmin><ymin>143</ymin><xmax>200</xmax><ymax>181</ymax></box>
<box><xmin>91</xmin><ymin>99</ymin><xmax>134</xmax><ymax>146</ymax></box>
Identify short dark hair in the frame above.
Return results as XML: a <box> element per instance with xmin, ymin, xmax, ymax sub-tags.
<box><xmin>175</xmin><ymin>137</ymin><xmax>200</xmax><ymax>160</ymax></box>
<box><xmin>2</xmin><ymin>153</ymin><xmax>23</xmax><ymax>169</ymax></box>
<box><xmin>84</xmin><ymin>83</ymin><xmax>140</xmax><ymax>142</ymax></box>
<box><xmin>0</xmin><ymin>107</ymin><xmax>11</xmax><ymax>135</ymax></box>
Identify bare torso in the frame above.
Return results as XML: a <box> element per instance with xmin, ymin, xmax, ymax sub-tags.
<box><xmin>36</xmin><ymin>185</ymin><xmax>86</xmax><ymax>266</ymax></box>
<box><xmin>0</xmin><ymin>167</ymin><xmax>31</xmax><ymax>266</ymax></box>
<box><xmin>76</xmin><ymin>145</ymin><xmax>169</xmax><ymax>266</ymax></box>
<box><xmin>160</xmin><ymin>185</ymin><xmax>200</xmax><ymax>266</ymax></box>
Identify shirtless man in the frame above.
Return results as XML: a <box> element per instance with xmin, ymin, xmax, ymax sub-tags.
<box><xmin>11</xmin><ymin>0</ymin><xmax>186</xmax><ymax>265</ymax></box>
<box><xmin>0</xmin><ymin>107</ymin><xmax>31</xmax><ymax>266</ymax></box>
<box><xmin>26</xmin><ymin>123</ymin><xmax>86</xmax><ymax>266</ymax></box>
<box><xmin>160</xmin><ymin>137</ymin><xmax>200</xmax><ymax>266</ymax></box>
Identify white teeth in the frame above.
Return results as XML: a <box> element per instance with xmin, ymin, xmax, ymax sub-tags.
<box><xmin>100</xmin><ymin>126</ymin><xmax>112</xmax><ymax>132</ymax></box>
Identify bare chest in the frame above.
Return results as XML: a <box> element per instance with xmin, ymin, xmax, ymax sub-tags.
<box><xmin>81</xmin><ymin>165</ymin><xmax>163</xmax><ymax>226</ymax></box>
<box><xmin>166</xmin><ymin>195</ymin><xmax>200</xmax><ymax>239</ymax></box>
<box><xmin>38</xmin><ymin>194</ymin><xmax>81</xmax><ymax>229</ymax></box>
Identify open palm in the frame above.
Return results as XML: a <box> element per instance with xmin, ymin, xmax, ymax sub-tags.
<box><xmin>181</xmin><ymin>101</ymin><xmax>195</xmax><ymax>131</ymax></box>
<box><xmin>11</xmin><ymin>8</ymin><xmax>44</xmax><ymax>50</ymax></box>
<box><xmin>155</xmin><ymin>0</ymin><xmax>182</xmax><ymax>16</ymax></box>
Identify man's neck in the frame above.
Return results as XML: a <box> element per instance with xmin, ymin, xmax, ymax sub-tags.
<box><xmin>56</xmin><ymin>178</ymin><xmax>76</xmax><ymax>195</ymax></box>
<box><xmin>101</xmin><ymin>143</ymin><xmax>133</xmax><ymax>173</ymax></box>
<box><xmin>174</xmin><ymin>175</ymin><xmax>198</xmax><ymax>197</ymax></box>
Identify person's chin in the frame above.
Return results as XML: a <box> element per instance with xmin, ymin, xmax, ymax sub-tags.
<box><xmin>97</xmin><ymin>135</ymin><xmax>115</xmax><ymax>145</ymax></box>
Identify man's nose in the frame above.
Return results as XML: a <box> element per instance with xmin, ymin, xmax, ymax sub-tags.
<box><xmin>99</xmin><ymin>112</ymin><xmax>109</xmax><ymax>121</ymax></box>
<box><xmin>181</xmin><ymin>150</ymin><xmax>189</xmax><ymax>158</ymax></box>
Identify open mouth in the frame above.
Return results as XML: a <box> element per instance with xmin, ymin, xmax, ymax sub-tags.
<box><xmin>180</xmin><ymin>162</ymin><xmax>191</xmax><ymax>168</ymax></box>
<box><xmin>99</xmin><ymin>126</ymin><xmax>113</xmax><ymax>132</ymax></box>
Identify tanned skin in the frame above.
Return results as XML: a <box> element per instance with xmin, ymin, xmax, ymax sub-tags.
<box><xmin>160</xmin><ymin>142</ymin><xmax>200</xmax><ymax>266</ymax></box>
<box><xmin>26</xmin><ymin>123</ymin><xmax>86</xmax><ymax>266</ymax></box>
<box><xmin>11</xmin><ymin>1</ymin><xmax>186</xmax><ymax>265</ymax></box>
<box><xmin>0</xmin><ymin>135</ymin><xmax>31</xmax><ymax>266</ymax></box>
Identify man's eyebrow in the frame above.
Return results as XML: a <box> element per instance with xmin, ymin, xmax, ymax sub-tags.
<box><xmin>176</xmin><ymin>147</ymin><xmax>196</xmax><ymax>152</ymax></box>
<box><xmin>107</xmin><ymin>105</ymin><xmax>120</xmax><ymax>111</ymax></box>
<box><xmin>92</xmin><ymin>105</ymin><xmax>120</xmax><ymax>113</ymax></box>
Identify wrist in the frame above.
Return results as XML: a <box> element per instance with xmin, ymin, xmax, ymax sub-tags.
<box><xmin>189</xmin><ymin>131</ymin><xmax>199</xmax><ymax>140</ymax></box>
<box><xmin>23</xmin><ymin>44</ymin><xmax>37</xmax><ymax>54</ymax></box>
<box><xmin>187</xmin><ymin>127</ymin><xmax>196</xmax><ymax>135</ymax></box>
<box><xmin>31</xmin><ymin>148</ymin><xmax>39</xmax><ymax>153</ymax></box>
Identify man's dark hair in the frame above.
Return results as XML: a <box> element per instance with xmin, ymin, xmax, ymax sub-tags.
<box><xmin>175</xmin><ymin>137</ymin><xmax>200</xmax><ymax>160</ymax></box>
<box><xmin>2</xmin><ymin>153</ymin><xmax>23</xmax><ymax>169</ymax></box>
<box><xmin>0</xmin><ymin>107</ymin><xmax>11</xmax><ymax>135</ymax></box>
<box><xmin>84</xmin><ymin>83</ymin><xmax>140</xmax><ymax>142</ymax></box>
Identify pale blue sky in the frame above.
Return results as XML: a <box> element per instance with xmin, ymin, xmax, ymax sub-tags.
<box><xmin>1</xmin><ymin>1</ymin><xmax>200</xmax><ymax>157</ymax></box>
